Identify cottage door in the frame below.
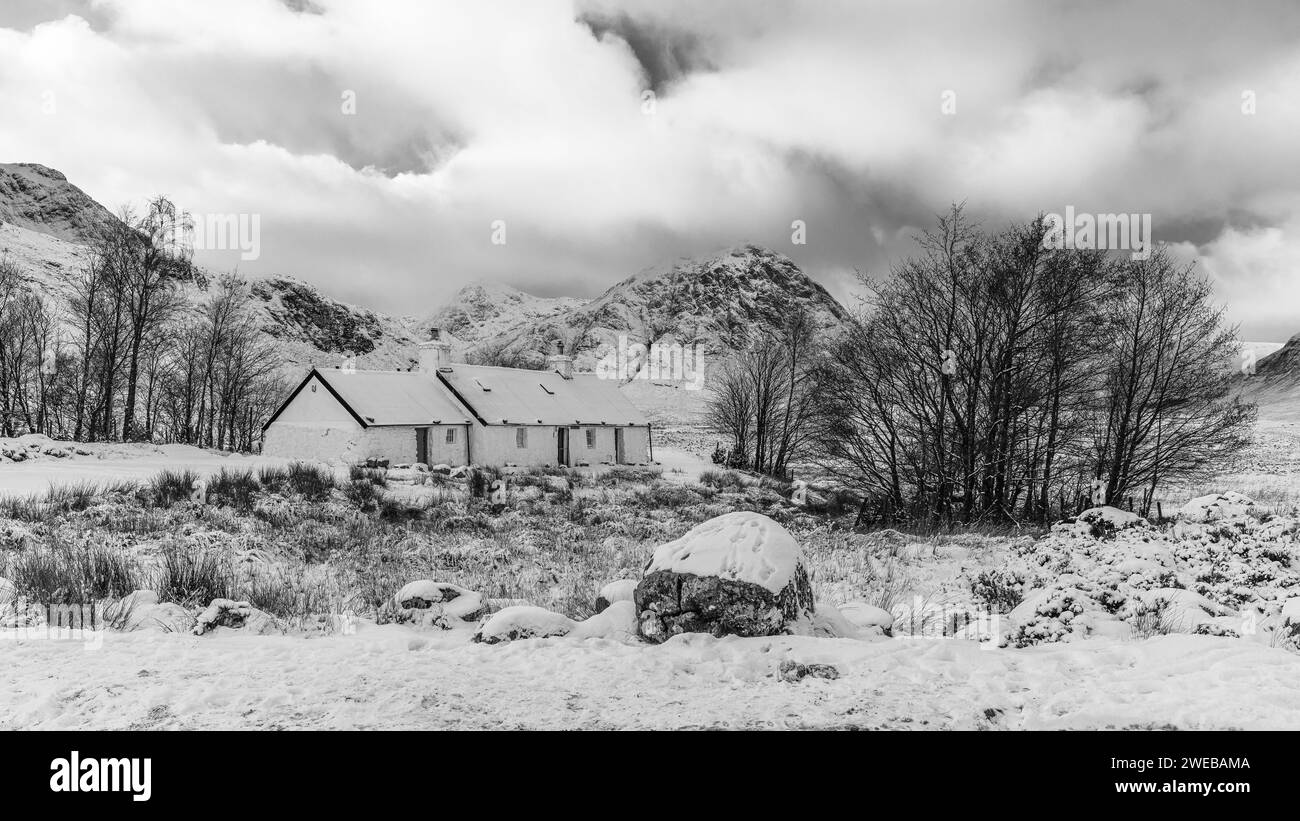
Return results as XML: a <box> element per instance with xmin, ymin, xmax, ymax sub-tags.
<box><xmin>556</xmin><ymin>427</ymin><xmax>569</xmax><ymax>466</ymax></box>
<box><xmin>614</xmin><ymin>428</ymin><xmax>625</xmax><ymax>464</ymax></box>
<box><xmin>416</xmin><ymin>427</ymin><xmax>429</xmax><ymax>465</ymax></box>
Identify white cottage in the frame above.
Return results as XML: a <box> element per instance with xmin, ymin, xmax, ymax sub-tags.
<box><xmin>261</xmin><ymin>340</ymin><xmax>652</xmax><ymax>468</ymax></box>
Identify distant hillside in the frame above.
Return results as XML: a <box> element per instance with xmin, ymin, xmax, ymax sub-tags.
<box><xmin>1238</xmin><ymin>334</ymin><xmax>1300</xmax><ymax>422</ymax></box>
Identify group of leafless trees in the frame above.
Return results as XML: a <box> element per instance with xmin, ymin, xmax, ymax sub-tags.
<box><xmin>0</xmin><ymin>197</ymin><xmax>287</xmax><ymax>449</ymax></box>
<box><xmin>708</xmin><ymin>206</ymin><xmax>1253</xmax><ymax>524</ymax></box>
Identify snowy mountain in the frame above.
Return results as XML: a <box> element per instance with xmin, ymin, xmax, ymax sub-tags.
<box><xmin>420</xmin><ymin>282</ymin><xmax>585</xmax><ymax>348</ymax></box>
<box><xmin>424</xmin><ymin>244</ymin><xmax>851</xmax><ymax>363</ymax></box>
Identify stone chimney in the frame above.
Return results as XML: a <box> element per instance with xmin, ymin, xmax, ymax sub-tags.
<box><xmin>419</xmin><ymin>329</ymin><xmax>452</xmax><ymax>372</ymax></box>
<box><xmin>546</xmin><ymin>353</ymin><xmax>574</xmax><ymax>379</ymax></box>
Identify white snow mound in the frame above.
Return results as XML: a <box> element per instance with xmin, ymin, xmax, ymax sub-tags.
<box><xmin>597</xmin><ymin>579</ymin><xmax>638</xmax><ymax>606</ymax></box>
<box><xmin>570</xmin><ymin>600</ymin><xmax>639</xmax><ymax>642</ymax></box>
<box><xmin>1177</xmin><ymin>492</ymin><xmax>1259</xmax><ymax>523</ymax></box>
<box><xmin>837</xmin><ymin>601</ymin><xmax>895</xmax><ymax>632</ymax></box>
<box><xmin>1053</xmin><ymin>506</ymin><xmax>1147</xmax><ymax>537</ymax></box>
<box><xmin>473</xmin><ymin>605</ymin><xmax>575</xmax><ymax>644</ymax></box>
<box><xmin>646</xmin><ymin>511</ymin><xmax>803</xmax><ymax>594</ymax></box>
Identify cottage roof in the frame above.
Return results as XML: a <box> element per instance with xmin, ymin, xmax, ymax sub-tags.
<box><xmin>434</xmin><ymin>364</ymin><xmax>649</xmax><ymax>426</ymax></box>
<box><xmin>263</xmin><ymin>364</ymin><xmax>648</xmax><ymax>431</ymax></box>
<box><xmin>264</xmin><ymin>368</ymin><xmax>474</xmax><ymax>429</ymax></box>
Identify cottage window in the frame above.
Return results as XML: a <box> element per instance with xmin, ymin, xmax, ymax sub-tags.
<box><xmin>445</xmin><ymin>427</ymin><xmax>457</xmax><ymax>444</ymax></box>
<box><xmin>585</xmin><ymin>428</ymin><xmax>595</xmax><ymax>448</ymax></box>
<box><xmin>516</xmin><ymin>427</ymin><xmax>528</xmax><ymax>448</ymax></box>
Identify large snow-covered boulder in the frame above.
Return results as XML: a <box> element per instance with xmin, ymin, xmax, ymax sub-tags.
<box><xmin>1176</xmin><ymin>492</ymin><xmax>1259</xmax><ymax>523</ymax></box>
<box><xmin>595</xmin><ymin>579</ymin><xmax>637</xmax><ymax>612</ymax></box>
<box><xmin>634</xmin><ymin>511</ymin><xmax>815</xmax><ymax>642</ymax></box>
<box><xmin>1051</xmin><ymin>506</ymin><xmax>1147</xmax><ymax>539</ymax></box>
<box><xmin>472</xmin><ymin>605</ymin><xmax>575</xmax><ymax>644</ymax></box>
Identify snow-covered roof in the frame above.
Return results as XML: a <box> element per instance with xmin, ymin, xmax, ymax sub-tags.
<box><xmin>264</xmin><ymin>368</ymin><xmax>475</xmax><ymax>429</ymax></box>
<box><xmin>322</xmin><ymin>369</ymin><xmax>474</xmax><ymax>426</ymax></box>
<box><xmin>435</xmin><ymin>364</ymin><xmax>648</xmax><ymax>426</ymax></box>
<box><xmin>264</xmin><ymin>363</ymin><xmax>649</xmax><ymax>430</ymax></box>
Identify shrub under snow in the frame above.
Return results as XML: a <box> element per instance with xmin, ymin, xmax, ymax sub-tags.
<box><xmin>472</xmin><ymin>605</ymin><xmax>575</xmax><ymax>644</ymax></box>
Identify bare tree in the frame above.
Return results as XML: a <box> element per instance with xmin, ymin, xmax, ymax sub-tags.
<box><xmin>816</xmin><ymin>207</ymin><xmax>1251</xmax><ymax>525</ymax></box>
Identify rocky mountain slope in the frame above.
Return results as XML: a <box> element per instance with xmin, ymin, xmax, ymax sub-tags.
<box><xmin>0</xmin><ymin>164</ymin><xmax>422</xmax><ymax>372</ymax></box>
<box><xmin>0</xmin><ymin>163</ymin><xmax>118</xmax><ymax>244</ymax></box>
<box><xmin>1238</xmin><ymin>334</ymin><xmax>1300</xmax><ymax>422</ymax></box>
<box><xmin>425</xmin><ymin>245</ymin><xmax>850</xmax><ymax>363</ymax></box>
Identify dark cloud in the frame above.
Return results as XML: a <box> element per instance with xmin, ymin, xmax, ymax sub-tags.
<box><xmin>577</xmin><ymin>10</ymin><xmax>715</xmax><ymax>93</ymax></box>
<box><xmin>279</xmin><ymin>0</ymin><xmax>326</xmax><ymax>13</ymax></box>
<box><xmin>139</xmin><ymin>57</ymin><xmax>461</xmax><ymax>177</ymax></box>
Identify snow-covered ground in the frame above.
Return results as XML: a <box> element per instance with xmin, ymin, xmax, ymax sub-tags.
<box><xmin>0</xmin><ymin>437</ymin><xmax>710</xmax><ymax>498</ymax></box>
<box><xmin>6</xmin><ymin>421</ymin><xmax>1300</xmax><ymax>731</ymax></box>
<box><xmin>3</xmin><ymin>625</ymin><xmax>1296</xmax><ymax>730</ymax></box>
<box><xmin>0</xmin><ymin>438</ymin><xmax>291</xmax><ymax>498</ymax></box>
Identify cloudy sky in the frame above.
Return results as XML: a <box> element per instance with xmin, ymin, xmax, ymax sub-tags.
<box><xmin>2</xmin><ymin>0</ymin><xmax>1299</xmax><ymax>339</ymax></box>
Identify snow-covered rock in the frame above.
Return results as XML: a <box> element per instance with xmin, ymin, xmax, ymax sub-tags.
<box><xmin>810</xmin><ymin>602</ymin><xmax>881</xmax><ymax>639</ymax></box>
<box><xmin>1052</xmin><ymin>506</ymin><xmax>1148</xmax><ymax>539</ymax></box>
<box><xmin>644</xmin><ymin>511</ymin><xmax>803</xmax><ymax>593</ymax></box>
<box><xmin>778</xmin><ymin>659</ymin><xmax>841</xmax><ymax>682</ymax></box>
<box><xmin>386</xmin><ymin>465</ymin><xmax>428</xmax><ymax>485</ymax></box>
<box><xmin>595</xmin><ymin>579</ymin><xmax>637</xmax><ymax>612</ymax></box>
<box><xmin>192</xmin><ymin>599</ymin><xmax>283</xmax><ymax>636</ymax></box>
<box><xmin>384</xmin><ymin>580</ymin><xmax>486</xmax><ymax>626</ymax></box>
<box><xmin>635</xmin><ymin>511</ymin><xmax>815</xmax><ymax>642</ymax></box>
<box><xmin>836</xmin><ymin>601</ymin><xmax>895</xmax><ymax>635</ymax></box>
<box><xmin>570</xmin><ymin>600</ymin><xmax>639</xmax><ymax>642</ymax></box>
<box><xmin>472</xmin><ymin>606</ymin><xmax>575</xmax><ymax>644</ymax></box>
<box><xmin>1177</xmin><ymin>492</ymin><xmax>1260</xmax><ymax>523</ymax></box>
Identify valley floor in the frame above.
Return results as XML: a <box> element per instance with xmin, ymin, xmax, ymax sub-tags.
<box><xmin>3</xmin><ymin>626</ymin><xmax>1297</xmax><ymax>730</ymax></box>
